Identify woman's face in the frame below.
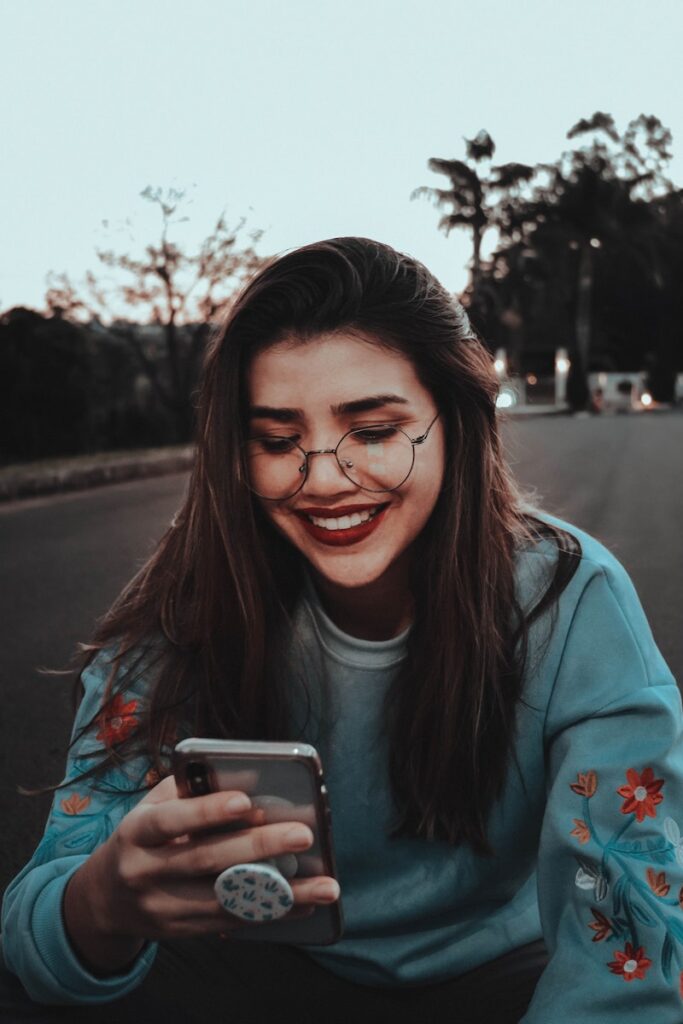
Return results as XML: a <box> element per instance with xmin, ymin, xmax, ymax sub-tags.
<box><xmin>245</xmin><ymin>331</ymin><xmax>446</xmax><ymax>596</ymax></box>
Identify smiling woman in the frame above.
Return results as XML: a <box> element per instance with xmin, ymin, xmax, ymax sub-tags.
<box><xmin>2</xmin><ymin>237</ymin><xmax>682</xmax><ymax>1024</ymax></box>
<box><xmin>245</xmin><ymin>336</ymin><xmax>445</xmax><ymax>639</ymax></box>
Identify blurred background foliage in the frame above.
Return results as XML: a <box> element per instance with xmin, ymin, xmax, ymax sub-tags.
<box><xmin>414</xmin><ymin>112</ymin><xmax>682</xmax><ymax>406</ymax></box>
<box><xmin>2</xmin><ymin>111</ymin><xmax>682</xmax><ymax>465</ymax></box>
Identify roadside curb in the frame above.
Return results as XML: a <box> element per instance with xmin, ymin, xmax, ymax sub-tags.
<box><xmin>0</xmin><ymin>447</ymin><xmax>195</xmax><ymax>503</ymax></box>
<box><xmin>501</xmin><ymin>401</ymin><xmax>573</xmax><ymax>413</ymax></box>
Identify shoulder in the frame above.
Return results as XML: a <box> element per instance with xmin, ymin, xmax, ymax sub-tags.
<box><xmin>515</xmin><ymin>510</ymin><xmax>639</xmax><ymax>611</ymax></box>
<box><xmin>515</xmin><ymin>515</ymin><xmax>677</xmax><ymax>733</ymax></box>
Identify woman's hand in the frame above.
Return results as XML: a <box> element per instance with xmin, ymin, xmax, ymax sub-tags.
<box><xmin>63</xmin><ymin>775</ymin><xmax>340</xmax><ymax>975</ymax></box>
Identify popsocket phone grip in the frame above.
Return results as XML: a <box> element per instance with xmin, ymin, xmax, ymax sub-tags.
<box><xmin>214</xmin><ymin>796</ymin><xmax>300</xmax><ymax>922</ymax></box>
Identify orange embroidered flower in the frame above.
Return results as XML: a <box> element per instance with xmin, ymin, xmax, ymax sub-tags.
<box><xmin>678</xmin><ymin>886</ymin><xmax>683</xmax><ymax>911</ymax></box>
<box><xmin>96</xmin><ymin>693</ymin><xmax>139</xmax><ymax>746</ymax></box>
<box><xmin>145</xmin><ymin>767</ymin><xmax>161</xmax><ymax>788</ymax></box>
<box><xmin>570</xmin><ymin>771</ymin><xmax>597</xmax><ymax>798</ymax></box>
<box><xmin>570</xmin><ymin>819</ymin><xmax>591</xmax><ymax>844</ymax></box>
<box><xmin>617</xmin><ymin>767</ymin><xmax>664</xmax><ymax>822</ymax></box>
<box><xmin>588</xmin><ymin>908</ymin><xmax>612</xmax><ymax>942</ymax></box>
<box><xmin>60</xmin><ymin>793</ymin><xmax>91</xmax><ymax>815</ymax></box>
<box><xmin>646</xmin><ymin>868</ymin><xmax>670</xmax><ymax>897</ymax></box>
<box><xmin>607</xmin><ymin>943</ymin><xmax>652</xmax><ymax>981</ymax></box>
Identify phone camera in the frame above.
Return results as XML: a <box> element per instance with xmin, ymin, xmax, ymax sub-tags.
<box><xmin>187</xmin><ymin>761</ymin><xmax>210</xmax><ymax>796</ymax></box>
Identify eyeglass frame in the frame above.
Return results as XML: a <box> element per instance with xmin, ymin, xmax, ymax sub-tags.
<box><xmin>244</xmin><ymin>411</ymin><xmax>441</xmax><ymax>501</ymax></box>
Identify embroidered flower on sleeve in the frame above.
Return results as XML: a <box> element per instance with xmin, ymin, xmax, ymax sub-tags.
<box><xmin>570</xmin><ymin>819</ymin><xmax>591</xmax><ymax>844</ymax></box>
<box><xmin>96</xmin><ymin>693</ymin><xmax>139</xmax><ymax>745</ymax></box>
<box><xmin>607</xmin><ymin>942</ymin><xmax>652</xmax><ymax>981</ymax></box>
<box><xmin>646</xmin><ymin>868</ymin><xmax>670</xmax><ymax>897</ymax></box>
<box><xmin>570</xmin><ymin>771</ymin><xmax>598</xmax><ymax>798</ymax></box>
<box><xmin>588</xmin><ymin>908</ymin><xmax>613</xmax><ymax>942</ymax></box>
<box><xmin>59</xmin><ymin>793</ymin><xmax>92</xmax><ymax>815</ymax></box>
<box><xmin>617</xmin><ymin>767</ymin><xmax>664</xmax><ymax>822</ymax></box>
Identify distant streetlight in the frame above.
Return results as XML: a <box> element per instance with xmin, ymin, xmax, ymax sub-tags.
<box><xmin>496</xmin><ymin>388</ymin><xmax>516</xmax><ymax>409</ymax></box>
<box><xmin>555</xmin><ymin>347</ymin><xmax>570</xmax><ymax>405</ymax></box>
<box><xmin>494</xmin><ymin>348</ymin><xmax>508</xmax><ymax>379</ymax></box>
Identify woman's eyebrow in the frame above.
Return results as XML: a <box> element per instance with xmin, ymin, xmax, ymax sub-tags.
<box><xmin>248</xmin><ymin>393</ymin><xmax>411</xmax><ymax>423</ymax></box>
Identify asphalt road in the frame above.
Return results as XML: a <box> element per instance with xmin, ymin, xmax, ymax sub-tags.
<box><xmin>1</xmin><ymin>413</ymin><xmax>681</xmax><ymax>898</ymax></box>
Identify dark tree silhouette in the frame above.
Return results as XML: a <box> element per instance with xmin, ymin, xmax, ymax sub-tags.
<box><xmin>45</xmin><ymin>187</ymin><xmax>269</xmax><ymax>441</ymax></box>
<box><xmin>412</xmin><ymin>131</ymin><xmax>536</xmax><ymax>292</ymax></box>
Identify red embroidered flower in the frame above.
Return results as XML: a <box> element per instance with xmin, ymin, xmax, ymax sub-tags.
<box><xmin>588</xmin><ymin>908</ymin><xmax>612</xmax><ymax>942</ymax></box>
<box><xmin>608</xmin><ymin>943</ymin><xmax>652</xmax><ymax>981</ymax></box>
<box><xmin>570</xmin><ymin>819</ymin><xmax>591</xmax><ymax>845</ymax></box>
<box><xmin>570</xmin><ymin>771</ymin><xmax>598</xmax><ymax>797</ymax></box>
<box><xmin>617</xmin><ymin>767</ymin><xmax>664</xmax><ymax>822</ymax></box>
<box><xmin>96</xmin><ymin>693</ymin><xmax>138</xmax><ymax>745</ymax></box>
<box><xmin>646</xmin><ymin>868</ymin><xmax>670</xmax><ymax>897</ymax></box>
<box><xmin>60</xmin><ymin>793</ymin><xmax>91</xmax><ymax>815</ymax></box>
<box><xmin>679</xmin><ymin>971</ymin><xmax>683</xmax><ymax>1000</ymax></box>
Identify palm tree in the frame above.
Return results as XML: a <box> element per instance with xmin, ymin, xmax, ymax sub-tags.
<box><xmin>412</xmin><ymin>131</ymin><xmax>536</xmax><ymax>294</ymax></box>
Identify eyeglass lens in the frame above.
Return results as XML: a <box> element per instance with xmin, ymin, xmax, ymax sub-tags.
<box><xmin>245</xmin><ymin>426</ymin><xmax>416</xmax><ymax>500</ymax></box>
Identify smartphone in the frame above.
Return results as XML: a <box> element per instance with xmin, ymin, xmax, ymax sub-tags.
<box><xmin>172</xmin><ymin>737</ymin><xmax>343</xmax><ymax>945</ymax></box>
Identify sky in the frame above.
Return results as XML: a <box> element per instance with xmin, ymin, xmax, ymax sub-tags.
<box><xmin>2</xmin><ymin>0</ymin><xmax>682</xmax><ymax>317</ymax></box>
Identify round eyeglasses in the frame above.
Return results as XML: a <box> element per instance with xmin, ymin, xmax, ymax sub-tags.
<box><xmin>243</xmin><ymin>413</ymin><xmax>440</xmax><ymax>501</ymax></box>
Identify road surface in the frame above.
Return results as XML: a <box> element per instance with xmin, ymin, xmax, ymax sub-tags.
<box><xmin>1</xmin><ymin>412</ymin><xmax>681</xmax><ymax>895</ymax></box>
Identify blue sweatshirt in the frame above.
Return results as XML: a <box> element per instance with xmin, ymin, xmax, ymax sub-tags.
<box><xmin>2</xmin><ymin>514</ymin><xmax>682</xmax><ymax>1021</ymax></box>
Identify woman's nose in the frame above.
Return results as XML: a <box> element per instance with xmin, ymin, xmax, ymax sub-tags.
<box><xmin>301</xmin><ymin>451</ymin><xmax>358</xmax><ymax>493</ymax></box>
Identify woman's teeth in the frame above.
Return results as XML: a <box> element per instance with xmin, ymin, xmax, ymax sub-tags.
<box><xmin>307</xmin><ymin>507</ymin><xmax>382</xmax><ymax>531</ymax></box>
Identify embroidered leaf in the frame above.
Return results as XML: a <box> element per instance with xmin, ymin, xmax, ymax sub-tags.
<box><xmin>612</xmin><ymin>875</ymin><xmax>627</xmax><ymax>917</ymax></box>
<box><xmin>611</xmin><ymin>915</ymin><xmax>630</xmax><ymax>939</ymax></box>
<box><xmin>630</xmin><ymin>903</ymin><xmax>656</xmax><ymax>927</ymax></box>
<box><xmin>576</xmin><ymin>856</ymin><xmax>601</xmax><ymax>880</ymax></box>
<box><xmin>594</xmin><ymin>874</ymin><xmax>609</xmax><ymax>903</ymax></box>
<box><xmin>667</xmin><ymin>918</ymin><xmax>683</xmax><ymax>943</ymax></box>
<box><xmin>664</xmin><ymin>817</ymin><xmax>681</xmax><ymax>845</ymax></box>
<box><xmin>615</xmin><ymin>845</ymin><xmax>674</xmax><ymax>864</ymax></box>
<box><xmin>63</xmin><ymin>830</ymin><xmax>96</xmax><ymax>849</ymax></box>
<box><xmin>661</xmin><ymin>934</ymin><xmax>674</xmax><ymax>984</ymax></box>
<box><xmin>575</xmin><ymin>868</ymin><xmax>597</xmax><ymax>890</ymax></box>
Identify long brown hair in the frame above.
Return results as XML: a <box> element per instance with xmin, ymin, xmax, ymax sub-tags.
<box><xmin>49</xmin><ymin>237</ymin><xmax>581</xmax><ymax>854</ymax></box>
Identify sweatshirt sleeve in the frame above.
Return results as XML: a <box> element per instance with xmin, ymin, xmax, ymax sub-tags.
<box><xmin>1</xmin><ymin>647</ymin><xmax>160</xmax><ymax>1005</ymax></box>
<box><xmin>521</xmin><ymin>559</ymin><xmax>683</xmax><ymax>1022</ymax></box>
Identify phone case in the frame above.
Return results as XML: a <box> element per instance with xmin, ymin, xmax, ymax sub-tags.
<box><xmin>172</xmin><ymin>737</ymin><xmax>344</xmax><ymax>945</ymax></box>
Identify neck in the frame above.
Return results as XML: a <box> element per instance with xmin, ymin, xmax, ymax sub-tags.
<box><xmin>308</xmin><ymin>556</ymin><xmax>414</xmax><ymax>641</ymax></box>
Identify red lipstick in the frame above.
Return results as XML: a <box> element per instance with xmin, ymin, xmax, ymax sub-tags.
<box><xmin>296</xmin><ymin>503</ymin><xmax>390</xmax><ymax>546</ymax></box>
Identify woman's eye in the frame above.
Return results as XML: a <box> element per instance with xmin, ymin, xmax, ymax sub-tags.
<box><xmin>256</xmin><ymin>437</ymin><xmax>298</xmax><ymax>454</ymax></box>
<box><xmin>353</xmin><ymin>426</ymin><xmax>398</xmax><ymax>443</ymax></box>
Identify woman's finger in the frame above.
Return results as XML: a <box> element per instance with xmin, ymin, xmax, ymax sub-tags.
<box><xmin>142</xmin><ymin>820</ymin><xmax>314</xmax><ymax>877</ymax></box>
<box><xmin>129</xmin><ymin>790</ymin><xmax>265</xmax><ymax>847</ymax></box>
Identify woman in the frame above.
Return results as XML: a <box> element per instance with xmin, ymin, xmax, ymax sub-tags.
<box><xmin>2</xmin><ymin>237</ymin><xmax>682</xmax><ymax>1023</ymax></box>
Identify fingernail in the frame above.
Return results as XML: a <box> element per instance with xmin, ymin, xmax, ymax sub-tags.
<box><xmin>285</xmin><ymin>825</ymin><xmax>313</xmax><ymax>849</ymax></box>
<box><xmin>313</xmin><ymin>881</ymin><xmax>340</xmax><ymax>901</ymax></box>
<box><xmin>226</xmin><ymin>795</ymin><xmax>251</xmax><ymax>814</ymax></box>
